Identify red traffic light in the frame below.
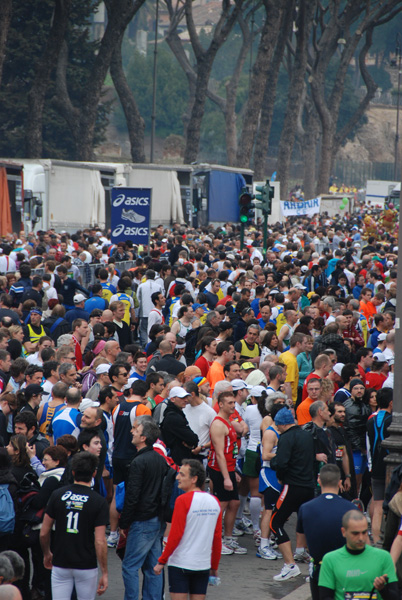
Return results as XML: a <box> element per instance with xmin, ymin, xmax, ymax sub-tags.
<box><xmin>239</xmin><ymin>192</ymin><xmax>252</xmax><ymax>205</ymax></box>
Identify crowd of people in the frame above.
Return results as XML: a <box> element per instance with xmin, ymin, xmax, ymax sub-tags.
<box><xmin>0</xmin><ymin>211</ymin><xmax>400</xmax><ymax>600</ymax></box>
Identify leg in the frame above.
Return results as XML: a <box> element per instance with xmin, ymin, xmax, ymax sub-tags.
<box><xmin>223</xmin><ymin>499</ymin><xmax>240</xmax><ymax>537</ymax></box>
<box><xmin>141</xmin><ymin>521</ymin><xmax>165</xmax><ymax>600</ymax></box>
<box><xmin>372</xmin><ymin>499</ymin><xmax>384</xmax><ymax>544</ymax></box>
<box><xmin>51</xmin><ymin>567</ymin><xmax>75</xmax><ymax>600</ymax></box>
<box><xmin>73</xmin><ymin>568</ymin><xmax>99</xmax><ymax>600</ymax></box>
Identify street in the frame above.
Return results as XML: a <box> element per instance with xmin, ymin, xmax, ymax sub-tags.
<box><xmin>102</xmin><ymin>514</ymin><xmax>311</xmax><ymax>600</ymax></box>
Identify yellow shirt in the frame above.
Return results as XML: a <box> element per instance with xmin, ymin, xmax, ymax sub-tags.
<box><xmin>279</xmin><ymin>350</ymin><xmax>299</xmax><ymax>405</ymax></box>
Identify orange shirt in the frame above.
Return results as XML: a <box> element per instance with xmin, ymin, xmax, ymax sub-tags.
<box><xmin>207</xmin><ymin>361</ymin><xmax>224</xmax><ymax>395</ymax></box>
<box><xmin>296</xmin><ymin>397</ymin><xmax>314</xmax><ymax>426</ymax></box>
<box><xmin>359</xmin><ymin>300</ymin><xmax>376</xmax><ymax>326</ymax></box>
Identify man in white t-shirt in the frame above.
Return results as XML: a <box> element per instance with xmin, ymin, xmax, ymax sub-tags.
<box><xmin>183</xmin><ymin>381</ymin><xmax>216</xmax><ymax>464</ymax></box>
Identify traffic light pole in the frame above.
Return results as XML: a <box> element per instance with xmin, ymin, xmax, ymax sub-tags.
<box><xmin>262</xmin><ymin>212</ymin><xmax>268</xmax><ymax>256</ymax></box>
<box><xmin>240</xmin><ymin>223</ymin><xmax>245</xmax><ymax>250</ymax></box>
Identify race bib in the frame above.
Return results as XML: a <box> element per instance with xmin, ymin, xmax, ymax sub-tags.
<box><xmin>344</xmin><ymin>592</ymin><xmax>376</xmax><ymax>599</ymax></box>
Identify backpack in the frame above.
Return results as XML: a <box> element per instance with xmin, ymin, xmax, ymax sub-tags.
<box><xmin>160</xmin><ymin>466</ymin><xmax>183</xmax><ymax>523</ymax></box>
<box><xmin>16</xmin><ymin>472</ymin><xmax>44</xmax><ymax>547</ymax></box>
<box><xmin>0</xmin><ymin>484</ymin><xmax>15</xmax><ymax>535</ymax></box>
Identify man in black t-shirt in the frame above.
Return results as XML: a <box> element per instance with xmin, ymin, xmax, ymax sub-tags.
<box><xmin>40</xmin><ymin>452</ymin><xmax>109</xmax><ymax>599</ymax></box>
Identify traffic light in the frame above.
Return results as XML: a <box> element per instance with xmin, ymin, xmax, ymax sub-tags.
<box><xmin>239</xmin><ymin>187</ymin><xmax>254</xmax><ymax>224</ymax></box>
<box><xmin>255</xmin><ymin>180</ymin><xmax>274</xmax><ymax>215</ymax></box>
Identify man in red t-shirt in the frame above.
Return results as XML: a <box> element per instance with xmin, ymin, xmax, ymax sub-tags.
<box><xmin>71</xmin><ymin>318</ymin><xmax>90</xmax><ymax>371</ymax></box>
<box><xmin>364</xmin><ymin>354</ymin><xmax>388</xmax><ymax>390</ymax></box>
<box><xmin>302</xmin><ymin>354</ymin><xmax>332</xmax><ymax>401</ymax></box>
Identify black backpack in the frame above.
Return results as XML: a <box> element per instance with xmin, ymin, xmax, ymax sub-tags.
<box><xmin>16</xmin><ymin>472</ymin><xmax>44</xmax><ymax>547</ymax></box>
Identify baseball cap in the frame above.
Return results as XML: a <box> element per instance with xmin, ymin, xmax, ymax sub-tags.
<box><xmin>377</xmin><ymin>333</ymin><xmax>387</xmax><ymax>342</ymax></box>
<box><xmin>24</xmin><ymin>384</ymin><xmax>45</xmax><ymax>397</ymax></box>
<box><xmin>168</xmin><ymin>386</ymin><xmax>191</xmax><ymax>399</ymax></box>
<box><xmin>231</xmin><ymin>379</ymin><xmax>252</xmax><ymax>391</ymax></box>
<box><xmin>274</xmin><ymin>407</ymin><xmax>295</xmax><ymax>426</ymax></box>
<box><xmin>332</xmin><ymin>363</ymin><xmax>345</xmax><ymax>376</ymax></box>
<box><xmin>74</xmin><ymin>293</ymin><xmax>86</xmax><ymax>304</ymax></box>
<box><xmin>240</xmin><ymin>362</ymin><xmax>255</xmax><ymax>371</ymax></box>
<box><xmin>301</xmin><ymin>265</ymin><xmax>309</xmax><ymax>273</ymax></box>
<box><xmin>249</xmin><ymin>385</ymin><xmax>266</xmax><ymax>397</ymax></box>
<box><xmin>294</xmin><ymin>283</ymin><xmax>306</xmax><ymax>290</ymax></box>
<box><xmin>79</xmin><ymin>398</ymin><xmax>100</xmax><ymax>412</ymax></box>
<box><xmin>193</xmin><ymin>303</ymin><xmax>206</xmax><ymax>311</ymax></box>
<box><xmin>373</xmin><ymin>352</ymin><xmax>387</xmax><ymax>363</ymax></box>
<box><xmin>95</xmin><ymin>364</ymin><xmax>111</xmax><ymax>375</ymax></box>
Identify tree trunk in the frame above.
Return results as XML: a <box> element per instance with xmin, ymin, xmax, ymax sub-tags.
<box><xmin>236</xmin><ymin>0</ymin><xmax>283</xmax><ymax>168</ymax></box>
<box><xmin>276</xmin><ymin>0</ymin><xmax>316</xmax><ymax>200</ymax></box>
<box><xmin>184</xmin><ymin>60</ymin><xmax>213</xmax><ymax>163</ymax></box>
<box><xmin>25</xmin><ymin>0</ymin><xmax>71</xmax><ymax>157</ymax></box>
<box><xmin>110</xmin><ymin>34</ymin><xmax>146</xmax><ymax>163</ymax></box>
<box><xmin>301</xmin><ymin>101</ymin><xmax>320</xmax><ymax>200</ymax></box>
<box><xmin>316</xmin><ymin>126</ymin><xmax>334</xmax><ymax>194</ymax></box>
<box><xmin>253</xmin><ymin>1</ymin><xmax>294</xmax><ymax>181</ymax></box>
<box><xmin>0</xmin><ymin>0</ymin><xmax>12</xmax><ymax>88</ymax></box>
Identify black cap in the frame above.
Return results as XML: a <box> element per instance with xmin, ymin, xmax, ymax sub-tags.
<box><xmin>25</xmin><ymin>384</ymin><xmax>44</xmax><ymax>398</ymax></box>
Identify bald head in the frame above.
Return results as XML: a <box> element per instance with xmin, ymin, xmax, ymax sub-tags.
<box><xmin>159</xmin><ymin>340</ymin><xmax>172</xmax><ymax>355</ymax></box>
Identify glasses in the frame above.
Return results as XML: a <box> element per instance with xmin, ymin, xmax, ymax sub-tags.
<box><xmin>119</xmin><ymin>372</ymin><xmax>129</xmax><ymax>377</ymax></box>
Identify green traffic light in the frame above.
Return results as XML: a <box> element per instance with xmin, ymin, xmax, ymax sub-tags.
<box><xmin>240</xmin><ymin>215</ymin><xmax>248</xmax><ymax>223</ymax></box>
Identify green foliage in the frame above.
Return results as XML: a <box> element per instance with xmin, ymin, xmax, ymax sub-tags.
<box><xmin>113</xmin><ymin>41</ymin><xmax>189</xmax><ymax>137</ymax></box>
<box><xmin>367</xmin><ymin>65</ymin><xmax>392</xmax><ymax>92</ymax></box>
<box><xmin>0</xmin><ymin>0</ymin><xmax>110</xmax><ymax>159</ymax></box>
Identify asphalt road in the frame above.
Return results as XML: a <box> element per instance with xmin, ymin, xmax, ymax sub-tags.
<box><xmin>101</xmin><ymin>514</ymin><xmax>311</xmax><ymax>600</ymax></box>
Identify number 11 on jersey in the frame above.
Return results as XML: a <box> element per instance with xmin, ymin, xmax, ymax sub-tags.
<box><xmin>66</xmin><ymin>511</ymin><xmax>79</xmax><ymax>533</ymax></box>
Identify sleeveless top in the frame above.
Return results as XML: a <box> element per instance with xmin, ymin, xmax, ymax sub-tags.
<box><xmin>38</xmin><ymin>402</ymin><xmax>65</xmax><ymax>440</ymax></box>
<box><xmin>239</xmin><ymin>339</ymin><xmax>260</xmax><ymax>359</ymax></box>
<box><xmin>27</xmin><ymin>324</ymin><xmax>46</xmax><ymax>344</ymax></box>
<box><xmin>259</xmin><ymin>426</ymin><xmax>281</xmax><ymax>492</ymax></box>
<box><xmin>208</xmin><ymin>416</ymin><xmax>238</xmax><ymax>472</ymax></box>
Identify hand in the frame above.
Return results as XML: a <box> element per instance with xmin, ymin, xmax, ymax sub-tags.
<box><xmin>154</xmin><ymin>563</ymin><xmax>164</xmax><ymax>576</ymax></box>
<box><xmin>119</xmin><ymin>529</ymin><xmax>127</xmax><ymax>540</ymax></box>
<box><xmin>343</xmin><ymin>477</ymin><xmax>351</xmax><ymax>492</ymax></box>
<box><xmin>97</xmin><ymin>574</ymin><xmax>108</xmax><ymax>595</ymax></box>
<box><xmin>223</xmin><ymin>477</ymin><xmax>233</xmax><ymax>491</ymax></box>
<box><xmin>316</xmin><ymin>453</ymin><xmax>328</xmax><ymax>463</ymax></box>
<box><xmin>26</xmin><ymin>443</ymin><xmax>36</xmax><ymax>459</ymax></box>
<box><xmin>43</xmin><ymin>552</ymin><xmax>53</xmax><ymax>570</ymax></box>
<box><xmin>235</xmin><ymin>472</ymin><xmax>241</xmax><ymax>483</ymax></box>
<box><xmin>210</xmin><ymin>569</ymin><xmax>218</xmax><ymax>577</ymax></box>
<box><xmin>73</xmin><ymin>382</ymin><xmax>82</xmax><ymax>390</ymax></box>
<box><xmin>191</xmin><ymin>446</ymin><xmax>202</xmax><ymax>455</ymax></box>
<box><xmin>373</xmin><ymin>574</ymin><xmax>388</xmax><ymax>590</ymax></box>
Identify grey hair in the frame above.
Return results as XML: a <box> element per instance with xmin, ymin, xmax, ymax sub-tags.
<box><xmin>57</xmin><ymin>334</ymin><xmax>73</xmax><ymax>348</ymax></box>
<box><xmin>134</xmin><ymin>415</ymin><xmax>160</xmax><ymax>446</ymax></box>
<box><xmin>59</xmin><ymin>362</ymin><xmax>76</xmax><ymax>376</ymax></box>
<box><xmin>0</xmin><ymin>555</ymin><xmax>14</xmax><ymax>583</ymax></box>
<box><xmin>265</xmin><ymin>392</ymin><xmax>287</xmax><ymax>413</ymax></box>
<box><xmin>213</xmin><ymin>380</ymin><xmax>232</xmax><ymax>398</ymax></box>
<box><xmin>0</xmin><ymin>551</ymin><xmax>24</xmax><ymax>581</ymax></box>
<box><xmin>206</xmin><ymin>311</ymin><xmax>218</xmax><ymax>323</ymax></box>
<box><xmin>309</xmin><ymin>400</ymin><xmax>326</xmax><ymax>419</ymax></box>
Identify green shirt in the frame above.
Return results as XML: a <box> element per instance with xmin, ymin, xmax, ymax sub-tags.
<box><xmin>319</xmin><ymin>545</ymin><xmax>397</xmax><ymax>600</ymax></box>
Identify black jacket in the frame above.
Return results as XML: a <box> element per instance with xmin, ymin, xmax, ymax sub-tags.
<box><xmin>42</xmin><ymin>315</ymin><xmax>71</xmax><ymax>343</ymax></box>
<box><xmin>344</xmin><ymin>397</ymin><xmax>371</xmax><ymax>452</ymax></box>
<box><xmin>270</xmin><ymin>425</ymin><xmax>315</xmax><ymax>488</ymax></box>
<box><xmin>119</xmin><ymin>446</ymin><xmax>169</xmax><ymax>527</ymax></box>
<box><xmin>311</xmin><ymin>333</ymin><xmax>351</xmax><ymax>364</ymax></box>
<box><xmin>154</xmin><ymin>354</ymin><xmax>185</xmax><ymax>376</ymax></box>
<box><xmin>29</xmin><ymin>431</ymin><xmax>50</xmax><ymax>462</ymax></box>
<box><xmin>160</xmin><ymin>402</ymin><xmax>198</xmax><ymax>465</ymax></box>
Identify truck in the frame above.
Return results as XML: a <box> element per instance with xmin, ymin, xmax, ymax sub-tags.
<box><xmin>365</xmin><ymin>180</ymin><xmax>398</xmax><ymax>207</ymax></box>
<box><xmin>11</xmin><ymin>159</ymin><xmax>254</xmax><ymax>233</ymax></box>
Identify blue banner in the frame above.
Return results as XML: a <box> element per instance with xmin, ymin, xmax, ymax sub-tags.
<box><xmin>111</xmin><ymin>187</ymin><xmax>151</xmax><ymax>246</ymax></box>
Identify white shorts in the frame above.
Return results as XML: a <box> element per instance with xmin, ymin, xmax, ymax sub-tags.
<box><xmin>51</xmin><ymin>566</ymin><xmax>98</xmax><ymax>600</ymax></box>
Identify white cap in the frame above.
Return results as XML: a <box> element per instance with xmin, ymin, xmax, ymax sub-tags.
<box><xmin>301</xmin><ymin>265</ymin><xmax>309</xmax><ymax>273</ymax></box>
<box><xmin>231</xmin><ymin>378</ymin><xmax>252</xmax><ymax>391</ymax></box>
<box><xmin>79</xmin><ymin>398</ymin><xmax>100</xmax><ymax>412</ymax></box>
<box><xmin>249</xmin><ymin>385</ymin><xmax>266</xmax><ymax>397</ymax></box>
<box><xmin>74</xmin><ymin>293</ymin><xmax>87</xmax><ymax>304</ymax></box>
<box><xmin>333</xmin><ymin>363</ymin><xmax>344</xmax><ymax>376</ymax></box>
<box><xmin>373</xmin><ymin>352</ymin><xmax>387</xmax><ymax>363</ymax></box>
<box><xmin>96</xmin><ymin>364</ymin><xmax>110</xmax><ymax>376</ymax></box>
<box><xmin>294</xmin><ymin>283</ymin><xmax>306</xmax><ymax>290</ymax></box>
<box><xmin>168</xmin><ymin>386</ymin><xmax>190</xmax><ymax>399</ymax></box>
<box><xmin>378</xmin><ymin>333</ymin><xmax>387</xmax><ymax>342</ymax></box>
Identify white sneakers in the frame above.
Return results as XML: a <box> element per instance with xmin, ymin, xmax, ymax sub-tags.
<box><xmin>256</xmin><ymin>545</ymin><xmax>278</xmax><ymax>560</ymax></box>
<box><xmin>273</xmin><ymin>563</ymin><xmax>301</xmax><ymax>581</ymax></box>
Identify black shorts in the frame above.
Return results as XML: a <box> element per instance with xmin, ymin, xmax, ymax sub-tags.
<box><xmin>112</xmin><ymin>456</ymin><xmax>132</xmax><ymax>485</ymax></box>
<box><xmin>270</xmin><ymin>484</ymin><xmax>314</xmax><ymax>545</ymax></box>
<box><xmin>168</xmin><ymin>566</ymin><xmax>210</xmax><ymax>595</ymax></box>
<box><xmin>208</xmin><ymin>469</ymin><xmax>238</xmax><ymax>502</ymax></box>
<box><xmin>263</xmin><ymin>486</ymin><xmax>280</xmax><ymax>510</ymax></box>
<box><xmin>371</xmin><ymin>478</ymin><xmax>386</xmax><ymax>501</ymax></box>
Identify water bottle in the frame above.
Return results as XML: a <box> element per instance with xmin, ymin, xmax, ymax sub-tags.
<box><xmin>209</xmin><ymin>576</ymin><xmax>221</xmax><ymax>586</ymax></box>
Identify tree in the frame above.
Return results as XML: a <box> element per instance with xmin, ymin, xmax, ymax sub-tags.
<box><xmin>236</xmin><ymin>0</ymin><xmax>284</xmax><ymax>168</ymax></box>
<box><xmin>309</xmin><ymin>0</ymin><xmax>402</xmax><ymax>194</ymax></box>
<box><xmin>276</xmin><ymin>0</ymin><xmax>316</xmax><ymax>199</ymax></box>
<box><xmin>54</xmin><ymin>0</ymin><xmax>148</xmax><ymax>160</ymax></box>
<box><xmin>165</xmin><ymin>0</ymin><xmax>243</xmax><ymax>164</ymax></box>
<box><xmin>0</xmin><ymin>0</ymin><xmax>12</xmax><ymax>87</ymax></box>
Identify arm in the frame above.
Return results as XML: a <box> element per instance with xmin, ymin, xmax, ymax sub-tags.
<box><xmin>211</xmin><ymin>508</ymin><xmax>223</xmax><ymax>571</ymax></box>
<box><xmin>74</xmin><ymin>281</ymin><xmax>89</xmax><ymax>296</ymax></box>
<box><xmin>341</xmin><ymin>447</ymin><xmax>351</xmax><ymax>492</ymax></box>
<box><xmin>270</xmin><ymin>434</ymin><xmax>293</xmax><ymax>479</ymax></box>
<box><xmin>94</xmin><ymin>525</ymin><xmax>108</xmax><ymax>595</ymax></box>
<box><xmin>390</xmin><ymin>534</ymin><xmax>402</xmax><ymax>564</ymax></box>
<box><xmin>157</xmin><ymin>494</ymin><xmax>190</xmax><ymax>565</ymax></box>
<box><xmin>261</xmin><ymin>429</ymin><xmax>277</xmax><ymax>461</ymax></box>
<box><xmin>40</xmin><ymin>514</ymin><xmax>54</xmax><ymax>569</ymax></box>
<box><xmin>119</xmin><ymin>460</ymin><xmax>144</xmax><ymax>529</ymax></box>
<box><xmin>277</xmin><ymin>325</ymin><xmax>289</xmax><ymax>351</ymax></box>
<box><xmin>210</xmin><ymin>420</ymin><xmax>232</xmax><ymax>488</ymax></box>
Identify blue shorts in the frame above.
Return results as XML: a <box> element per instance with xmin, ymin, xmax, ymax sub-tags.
<box><xmin>352</xmin><ymin>451</ymin><xmax>367</xmax><ymax>475</ymax></box>
<box><xmin>168</xmin><ymin>566</ymin><xmax>210</xmax><ymax>595</ymax></box>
